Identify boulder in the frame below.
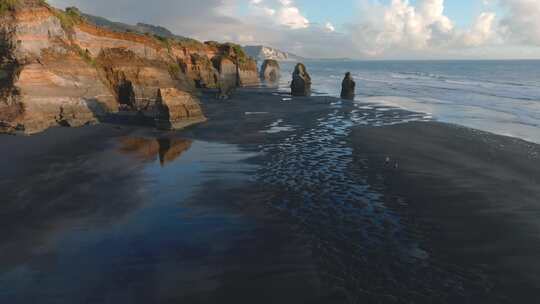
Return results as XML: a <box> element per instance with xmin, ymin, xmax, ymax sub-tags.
<box><xmin>154</xmin><ymin>88</ymin><xmax>207</xmax><ymax>130</ymax></box>
<box><xmin>290</xmin><ymin>63</ymin><xmax>311</xmax><ymax>96</ymax></box>
<box><xmin>340</xmin><ymin>72</ymin><xmax>356</xmax><ymax>100</ymax></box>
<box><xmin>260</xmin><ymin>59</ymin><xmax>280</xmax><ymax>84</ymax></box>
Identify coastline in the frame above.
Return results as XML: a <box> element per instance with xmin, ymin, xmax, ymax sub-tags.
<box><xmin>1</xmin><ymin>88</ymin><xmax>540</xmax><ymax>302</ymax></box>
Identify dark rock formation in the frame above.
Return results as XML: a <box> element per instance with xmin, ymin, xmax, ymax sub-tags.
<box><xmin>290</xmin><ymin>63</ymin><xmax>312</xmax><ymax>96</ymax></box>
<box><xmin>260</xmin><ymin>59</ymin><xmax>280</xmax><ymax>84</ymax></box>
<box><xmin>117</xmin><ymin>74</ymin><xmax>136</xmax><ymax>109</ymax></box>
<box><xmin>340</xmin><ymin>72</ymin><xmax>356</xmax><ymax>100</ymax></box>
<box><xmin>155</xmin><ymin>88</ymin><xmax>207</xmax><ymax>130</ymax></box>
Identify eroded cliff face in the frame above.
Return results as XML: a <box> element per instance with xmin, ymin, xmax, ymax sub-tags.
<box><xmin>0</xmin><ymin>0</ymin><xmax>259</xmax><ymax>134</ymax></box>
<box><xmin>155</xmin><ymin>88</ymin><xmax>207</xmax><ymax>130</ymax></box>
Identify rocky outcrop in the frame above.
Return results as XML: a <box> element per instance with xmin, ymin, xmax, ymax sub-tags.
<box><xmin>0</xmin><ymin>1</ymin><xmax>258</xmax><ymax>134</ymax></box>
<box><xmin>260</xmin><ymin>59</ymin><xmax>280</xmax><ymax>84</ymax></box>
<box><xmin>340</xmin><ymin>72</ymin><xmax>355</xmax><ymax>100</ymax></box>
<box><xmin>210</xmin><ymin>42</ymin><xmax>259</xmax><ymax>89</ymax></box>
<box><xmin>95</xmin><ymin>47</ymin><xmax>193</xmax><ymax>111</ymax></box>
<box><xmin>178</xmin><ymin>53</ymin><xmax>218</xmax><ymax>88</ymax></box>
<box><xmin>155</xmin><ymin>88</ymin><xmax>206</xmax><ymax>130</ymax></box>
<box><xmin>213</xmin><ymin>56</ymin><xmax>238</xmax><ymax>99</ymax></box>
<box><xmin>237</xmin><ymin>59</ymin><xmax>259</xmax><ymax>87</ymax></box>
<box><xmin>290</xmin><ymin>63</ymin><xmax>312</xmax><ymax>97</ymax></box>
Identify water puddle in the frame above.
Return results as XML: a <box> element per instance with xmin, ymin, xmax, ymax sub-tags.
<box><xmin>260</xmin><ymin>119</ymin><xmax>296</xmax><ymax>134</ymax></box>
<box><xmin>0</xmin><ymin>136</ymin><xmax>264</xmax><ymax>303</ymax></box>
<box><xmin>245</xmin><ymin>111</ymin><xmax>269</xmax><ymax>115</ymax></box>
<box><xmin>118</xmin><ymin>137</ymin><xmax>192</xmax><ymax>166</ymax></box>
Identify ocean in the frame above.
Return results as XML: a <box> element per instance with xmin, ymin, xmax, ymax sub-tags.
<box><xmin>278</xmin><ymin>60</ymin><xmax>540</xmax><ymax>144</ymax></box>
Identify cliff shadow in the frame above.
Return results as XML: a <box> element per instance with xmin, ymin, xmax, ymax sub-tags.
<box><xmin>83</xmin><ymin>98</ymin><xmax>156</xmax><ymax>128</ymax></box>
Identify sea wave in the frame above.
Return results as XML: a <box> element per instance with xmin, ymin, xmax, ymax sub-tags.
<box><xmin>278</xmin><ymin>60</ymin><xmax>540</xmax><ymax>143</ymax></box>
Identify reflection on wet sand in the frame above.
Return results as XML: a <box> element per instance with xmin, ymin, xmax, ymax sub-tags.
<box><xmin>118</xmin><ymin>137</ymin><xmax>192</xmax><ymax>166</ymax></box>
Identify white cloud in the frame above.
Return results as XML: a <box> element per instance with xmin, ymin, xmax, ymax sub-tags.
<box><xmin>348</xmin><ymin>0</ymin><xmax>503</xmax><ymax>57</ymax></box>
<box><xmin>460</xmin><ymin>12</ymin><xmax>497</xmax><ymax>47</ymax></box>
<box><xmin>249</xmin><ymin>0</ymin><xmax>309</xmax><ymax>29</ymax></box>
<box><xmin>498</xmin><ymin>0</ymin><xmax>540</xmax><ymax>45</ymax></box>
<box><xmin>46</xmin><ymin>0</ymin><xmax>540</xmax><ymax>59</ymax></box>
<box><xmin>325</xmin><ymin>22</ymin><xmax>336</xmax><ymax>32</ymax></box>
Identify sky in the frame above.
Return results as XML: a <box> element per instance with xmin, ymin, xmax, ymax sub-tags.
<box><xmin>48</xmin><ymin>0</ymin><xmax>540</xmax><ymax>60</ymax></box>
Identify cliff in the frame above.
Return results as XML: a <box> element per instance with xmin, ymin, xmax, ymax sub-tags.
<box><xmin>243</xmin><ymin>45</ymin><xmax>304</xmax><ymax>62</ymax></box>
<box><xmin>0</xmin><ymin>1</ymin><xmax>259</xmax><ymax>134</ymax></box>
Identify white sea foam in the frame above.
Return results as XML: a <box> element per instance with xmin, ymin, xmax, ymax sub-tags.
<box><xmin>278</xmin><ymin>60</ymin><xmax>540</xmax><ymax>144</ymax></box>
<box><xmin>260</xmin><ymin>119</ymin><xmax>296</xmax><ymax>134</ymax></box>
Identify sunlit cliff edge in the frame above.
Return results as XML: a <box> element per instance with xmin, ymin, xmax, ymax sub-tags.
<box><xmin>0</xmin><ymin>0</ymin><xmax>259</xmax><ymax>134</ymax></box>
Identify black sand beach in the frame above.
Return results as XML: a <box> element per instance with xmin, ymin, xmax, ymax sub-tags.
<box><xmin>1</xmin><ymin>89</ymin><xmax>539</xmax><ymax>303</ymax></box>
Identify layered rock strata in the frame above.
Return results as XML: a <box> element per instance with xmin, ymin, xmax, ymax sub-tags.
<box><xmin>155</xmin><ymin>88</ymin><xmax>206</xmax><ymax>130</ymax></box>
<box><xmin>0</xmin><ymin>1</ymin><xmax>258</xmax><ymax>134</ymax></box>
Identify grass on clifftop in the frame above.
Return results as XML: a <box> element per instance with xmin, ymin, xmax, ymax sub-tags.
<box><xmin>1</xmin><ymin>0</ymin><xmax>51</xmax><ymax>14</ymax></box>
<box><xmin>204</xmin><ymin>41</ymin><xmax>250</xmax><ymax>64</ymax></box>
<box><xmin>0</xmin><ymin>0</ymin><xmax>20</xmax><ymax>14</ymax></box>
<box><xmin>54</xmin><ymin>7</ymin><xmax>85</xmax><ymax>33</ymax></box>
<box><xmin>153</xmin><ymin>34</ymin><xmax>172</xmax><ymax>51</ymax></box>
<box><xmin>229</xmin><ymin>43</ymin><xmax>251</xmax><ymax>65</ymax></box>
<box><xmin>152</xmin><ymin>33</ymin><xmax>206</xmax><ymax>52</ymax></box>
<box><xmin>176</xmin><ymin>38</ymin><xmax>206</xmax><ymax>50</ymax></box>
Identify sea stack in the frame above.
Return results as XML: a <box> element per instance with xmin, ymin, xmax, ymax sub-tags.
<box><xmin>213</xmin><ymin>56</ymin><xmax>238</xmax><ymax>100</ymax></box>
<box><xmin>290</xmin><ymin>63</ymin><xmax>312</xmax><ymax>96</ymax></box>
<box><xmin>341</xmin><ymin>72</ymin><xmax>356</xmax><ymax>100</ymax></box>
<box><xmin>260</xmin><ymin>59</ymin><xmax>281</xmax><ymax>84</ymax></box>
<box><xmin>155</xmin><ymin>88</ymin><xmax>207</xmax><ymax>130</ymax></box>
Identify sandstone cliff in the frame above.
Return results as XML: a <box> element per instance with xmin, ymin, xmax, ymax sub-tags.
<box><xmin>0</xmin><ymin>0</ymin><xmax>259</xmax><ymax>134</ymax></box>
<box><xmin>155</xmin><ymin>88</ymin><xmax>207</xmax><ymax>130</ymax></box>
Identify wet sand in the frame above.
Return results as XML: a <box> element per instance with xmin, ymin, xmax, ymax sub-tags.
<box><xmin>1</xmin><ymin>88</ymin><xmax>539</xmax><ymax>303</ymax></box>
<box><xmin>351</xmin><ymin>122</ymin><xmax>540</xmax><ymax>302</ymax></box>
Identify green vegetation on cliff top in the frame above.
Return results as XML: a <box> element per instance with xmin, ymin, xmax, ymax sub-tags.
<box><xmin>227</xmin><ymin>43</ymin><xmax>250</xmax><ymax>65</ymax></box>
<box><xmin>0</xmin><ymin>0</ymin><xmax>51</xmax><ymax>14</ymax></box>
<box><xmin>0</xmin><ymin>0</ymin><xmax>20</xmax><ymax>14</ymax></box>
<box><xmin>54</xmin><ymin>6</ymin><xmax>85</xmax><ymax>33</ymax></box>
<box><xmin>2</xmin><ymin>1</ymin><xmax>253</xmax><ymax>67</ymax></box>
<box><xmin>151</xmin><ymin>33</ymin><xmax>206</xmax><ymax>51</ymax></box>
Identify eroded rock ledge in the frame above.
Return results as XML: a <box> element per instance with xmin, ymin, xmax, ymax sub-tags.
<box><xmin>0</xmin><ymin>0</ymin><xmax>259</xmax><ymax>134</ymax></box>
